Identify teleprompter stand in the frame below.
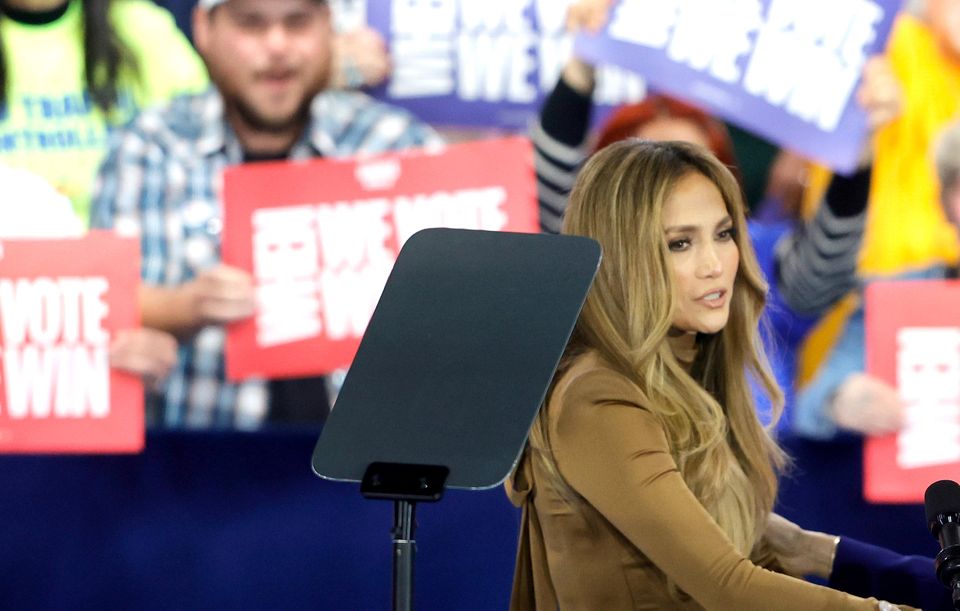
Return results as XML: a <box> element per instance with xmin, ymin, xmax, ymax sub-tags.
<box><xmin>312</xmin><ymin>228</ymin><xmax>600</xmax><ymax>610</ymax></box>
<box><xmin>360</xmin><ymin>462</ymin><xmax>449</xmax><ymax>610</ymax></box>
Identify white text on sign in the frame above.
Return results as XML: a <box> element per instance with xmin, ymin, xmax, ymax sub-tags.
<box><xmin>251</xmin><ymin>187</ymin><xmax>509</xmax><ymax>348</ymax></box>
<box><xmin>388</xmin><ymin>0</ymin><xmax>645</xmax><ymax>107</ymax></box>
<box><xmin>0</xmin><ymin>277</ymin><xmax>110</xmax><ymax>419</ymax></box>
<box><xmin>895</xmin><ymin>327</ymin><xmax>960</xmax><ymax>469</ymax></box>
<box><xmin>606</xmin><ymin>0</ymin><xmax>884</xmax><ymax>131</ymax></box>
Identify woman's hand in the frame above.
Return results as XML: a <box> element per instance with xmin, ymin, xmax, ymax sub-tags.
<box><xmin>764</xmin><ymin>513</ymin><xmax>838</xmax><ymax>580</ymax></box>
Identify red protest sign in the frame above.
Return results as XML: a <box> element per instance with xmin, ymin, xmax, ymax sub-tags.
<box><xmin>0</xmin><ymin>232</ymin><xmax>143</xmax><ymax>453</ymax></box>
<box><xmin>864</xmin><ymin>279</ymin><xmax>960</xmax><ymax>503</ymax></box>
<box><xmin>222</xmin><ymin>136</ymin><xmax>538</xmax><ymax>380</ymax></box>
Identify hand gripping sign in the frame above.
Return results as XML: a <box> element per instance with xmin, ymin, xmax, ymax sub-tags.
<box><xmin>575</xmin><ymin>0</ymin><xmax>901</xmax><ymax>174</ymax></box>
<box><xmin>865</xmin><ymin>280</ymin><xmax>960</xmax><ymax>503</ymax></box>
<box><xmin>222</xmin><ymin>137</ymin><xmax>539</xmax><ymax>381</ymax></box>
<box><xmin>0</xmin><ymin>233</ymin><xmax>143</xmax><ymax>453</ymax></box>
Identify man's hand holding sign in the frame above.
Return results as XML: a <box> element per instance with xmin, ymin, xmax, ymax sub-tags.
<box><xmin>139</xmin><ymin>264</ymin><xmax>257</xmax><ymax>340</ymax></box>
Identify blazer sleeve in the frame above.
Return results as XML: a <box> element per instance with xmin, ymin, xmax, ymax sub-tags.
<box><xmin>549</xmin><ymin>368</ymin><xmax>910</xmax><ymax>611</ymax></box>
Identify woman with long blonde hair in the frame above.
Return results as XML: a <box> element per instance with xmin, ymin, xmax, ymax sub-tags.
<box><xmin>507</xmin><ymin>139</ymin><xmax>912</xmax><ymax>610</ymax></box>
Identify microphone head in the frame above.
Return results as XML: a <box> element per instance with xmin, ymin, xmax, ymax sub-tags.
<box><xmin>925</xmin><ymin>480</ymin><xmax>960</xmax><ymax>534</ymax></box>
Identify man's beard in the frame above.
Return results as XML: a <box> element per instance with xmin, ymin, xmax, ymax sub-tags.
<box><xmin>230</xmin><ymin>95</ymin><xmax>314</xmax><ymax>135</ymax></box>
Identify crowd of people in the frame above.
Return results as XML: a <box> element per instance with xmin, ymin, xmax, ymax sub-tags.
<box><xmin>3</xmin><ymin>0</ymin><xmax>960</xmax><ymax>608</ymax></box>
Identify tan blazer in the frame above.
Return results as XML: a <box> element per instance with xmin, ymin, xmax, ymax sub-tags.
<box><xmin>507</xmin><ymin>351</ymin><xmax>910</xmax><ymax>611</ymax></box>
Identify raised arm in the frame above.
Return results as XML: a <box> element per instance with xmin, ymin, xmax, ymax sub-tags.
<box><xmin>535</xmin><ymin>69</ymin><xmax>594</xmax><ymax>234</ymax></box>
<box><xmin>774</xmin><ymin>166</ymin><xmax>871</xmax><ymax>316</ymax></box>
<box><xmin>774</xmin><ymin>55</ymin><xmax>903</xmax><ymax>316</ymax></box>
<box><xmin>535</xmin><ymin>0</ymin><xmax>611</xmax><ymax>233</ymax></box>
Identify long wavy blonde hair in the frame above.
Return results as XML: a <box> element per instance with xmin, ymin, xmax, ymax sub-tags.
<box><xmin>541</xmin><ymin>139</ymin><xmax>786</xmax><ymax>559</ymax></box>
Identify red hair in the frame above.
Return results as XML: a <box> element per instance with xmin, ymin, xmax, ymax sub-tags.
<box><xmin>593</xmin><ymin>95</ymin><xmax>738</xmax><ymax>171</ymax></box>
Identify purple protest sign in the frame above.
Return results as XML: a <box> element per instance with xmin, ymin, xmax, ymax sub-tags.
<box><xmin>574</xmin><ymin>0</ymin><xmax>902</xmax><ymax>174</ymax></box>
<box><xmin>365</xmin><ymin>0</ymin><xmax>645</xmax><ymax>131</ymax></box>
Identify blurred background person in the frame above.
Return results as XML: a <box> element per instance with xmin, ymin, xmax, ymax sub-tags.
<box><xmin>858</xmin><ymin>0</ymin><xmax>960</xmax><ymax>277</ymax></box>
<box><xmin>793</xmin><ymin>0</ymin><xmax>960</xmax><ymax>440</ymax></box>
<box><xmin>89</xmin><ymin>0</ymin><xmax>440</xmax><ymax>430</ymax></box>
<box><xmin>0</xmin><ymin>0</ymin><xmax>385</xmax><ymax>229</ymax></box>
<box><xmin>0</xmin><ymin>0</ymin><xmax>208</xmax><ymax>223</ymax></box>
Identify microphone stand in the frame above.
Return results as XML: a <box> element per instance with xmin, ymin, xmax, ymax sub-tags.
<box><xmin>933</xmin><ymin>513</ymin><xmax>960</xmax><ymax>611</ymax></box>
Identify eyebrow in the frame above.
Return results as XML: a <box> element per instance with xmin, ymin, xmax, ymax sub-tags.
<box><xmin>663</xmin><ymin>215</ymin><xmax>733</xmax><ymax>234</ymax></box>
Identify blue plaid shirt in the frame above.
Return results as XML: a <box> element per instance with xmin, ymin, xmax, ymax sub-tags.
<box><xmin>90</xmin><ymin>87</ymin><xmax>441</xmax><ymax>429</ymax></box>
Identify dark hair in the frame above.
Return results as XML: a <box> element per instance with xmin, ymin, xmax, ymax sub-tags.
<box><xmin>0</xmin><ymin>0</ymin><xmax>135</xmax><ymax>112</ymax></box>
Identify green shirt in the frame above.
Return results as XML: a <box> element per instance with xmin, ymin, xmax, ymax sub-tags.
<box><xmin>0</xmin><ymin>0</ymin><xmax>208</xmax><ymax>225</ymax></box>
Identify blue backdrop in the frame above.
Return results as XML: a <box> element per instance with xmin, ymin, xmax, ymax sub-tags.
<box><xmin>0</xmin><ymin>430</ymin><xmax>939</xmax><ymax>610</ymax></box>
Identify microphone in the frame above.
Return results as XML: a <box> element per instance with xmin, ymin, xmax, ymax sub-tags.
<box><xmin>925</xmin><ymin>479</ymin><xmax>960</xmax><ymax>610</ymax></box>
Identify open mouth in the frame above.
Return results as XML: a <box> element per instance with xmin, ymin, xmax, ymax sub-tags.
<box><xmin>697</xmin><ymin>289</ymin><xmax>728</xmax><ymax>307</ymax></box>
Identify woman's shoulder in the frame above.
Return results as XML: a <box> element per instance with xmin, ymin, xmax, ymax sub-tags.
<box><xmin>551</xmin><ymin>351</ymin><xmax>651</xmax><ymax>413</ymax></box>
<box><xmin>545</xmin><ymin>351</ymin><xmax>669</xmax><ymax>457</ymax></box>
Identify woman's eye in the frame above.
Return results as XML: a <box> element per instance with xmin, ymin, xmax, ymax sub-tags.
<box><xmin>717</xmin><ymin>228</ymin><xmax>736</xmax><ymax>241</ymax></box>
<box><xmin>668</xmin><ymin>239</ymin><xmax>690</xmax><ymax>252</ymax></box>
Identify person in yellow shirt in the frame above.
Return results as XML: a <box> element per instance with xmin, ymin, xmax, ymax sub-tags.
<box><xmin>0</xmin><ymin>0</ymin><xmax>209</xmax><ymax>224</ymax></box>
<box><xmin>863</xmin><ymin>0</ymin><xmax>960</xmax><ymax>275</ymax></box>
<box><xmin>793</xmin><ymin>0</ymin><xmax>960</xmax><ymax>439</ymax></box>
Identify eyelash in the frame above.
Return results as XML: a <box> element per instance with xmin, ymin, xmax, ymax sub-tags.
<box><xmin>667</xmin><ymin>228</ymin><xmax>736</xmax><ymax>252</ymax></box>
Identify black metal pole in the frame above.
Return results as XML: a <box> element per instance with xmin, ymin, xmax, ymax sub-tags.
<box><xmin>392</xmin><ymin>499</ymin><xmax>416</xmax><ymax>611</ymax></box>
